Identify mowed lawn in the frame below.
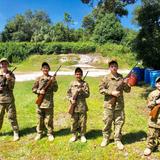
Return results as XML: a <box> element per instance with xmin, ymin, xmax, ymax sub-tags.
<box><xmin>0</xmin><ymin>76</ymin><xmax>159</xmax><ymax>160</ymax></box>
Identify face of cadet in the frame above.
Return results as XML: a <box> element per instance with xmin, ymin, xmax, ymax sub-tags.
<box><xmin>75</xmin><ymin>72</ymin><xmax>83</xmax><ymax>81</ymax></box>
<box><xmin>156</xmin><ymin>81</ymin><xmax>160</xmax><ymax>90</ymax></box>
<box><xmin>109</xmin><ymin>63</ymin><xmax>118</xmax><ymax>74</ymax></box>
<box><xmin>0</xmin><ymin>61</ymin><xmax>8</xmax><ymax>72</ymax></box>
<box><xmin>42</xmin><ymin>66</ymin><xmax>49</xmax><ymax>76</ymax></box>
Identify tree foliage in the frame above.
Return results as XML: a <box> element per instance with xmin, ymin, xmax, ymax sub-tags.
<box><xmin>1</xmin><ymin>10</ymin><xmax>51</xmax><ymax>42</ymax></box>
<box><xmin>134</xmin><ymin>0</ymin><xmax>160</xmax><ymax>69</ymax></box>
<box><xmin>92</xmin><ymin>13</ymin><xmax>124</xmax><ymax>44</ymax></box>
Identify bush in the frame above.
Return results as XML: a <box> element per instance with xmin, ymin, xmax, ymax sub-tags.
<box><xmin>0</xmin><ymin>42</ymin><xmax>96</xmax><ymax>62</ymax></box>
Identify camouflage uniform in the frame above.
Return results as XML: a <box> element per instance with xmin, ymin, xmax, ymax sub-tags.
<box><xmin>67</xmin><ymin>80</ymin><xmax>90</xmax><ymax>136</ymax></box>
<box><xmin>99</xmin><ymin>73</ymin><xmax>131</xmax><ymax>141</ymax></box>
<box><xmin>0</xmin><ymin>69</ymin><xmax>19</xmax><ymax>132</ymax></box>
<box><xmin>146</xmin><ymin>89</ymin><xmax>160</xmax><ymax>150</ymax></box>
<box><xmin>32</xmin><ymin>75</ymin><xmax>58</xmax><ymax>135</ymax></box>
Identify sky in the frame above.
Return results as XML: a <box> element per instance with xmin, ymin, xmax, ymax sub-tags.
<box><xmin>0</xmin><ymin>0</ymin><xmax>141</xmax><ymax>32</ymax></box>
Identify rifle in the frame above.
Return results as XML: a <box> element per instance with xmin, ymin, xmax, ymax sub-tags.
<box><xmin>36</xmin><ymin>65</ymin><xmax>61</xmax><ymax>106</ymax></box>
<box><xmin>0</xmin><ymin>67</ymin><xmax>17</xmax><ymax>88</ymax></box>
<box><xmin>110</xmin><ymin>62</ymin><xmax>138</xmax><ymax>105</ymax></box>
<box><xmin>68</xmin><ymin>71</ymin><xmax>89</xmax><ymax>115</ymax></box>
<box><xmin>149</xmin><ymin>104</ymin><xmax>160</xmax><ymax>119</ymax></box>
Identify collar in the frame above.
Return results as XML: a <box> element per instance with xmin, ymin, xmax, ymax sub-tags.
<box><xmin>108</xmin><ymin>72</ymin><xmax>122</xmax><ymax>81</ymax></box>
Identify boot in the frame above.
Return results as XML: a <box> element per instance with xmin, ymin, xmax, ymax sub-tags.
<box><xmin>69</xmin><ymin>134</ymin><xmax>77</xmax><ymax>142</ymax></box>
<box><xmin>35</xmin><ymin>133</ymin><xmax>42</xmax><ymax>141</ymax></box>
<box><xmin>115</xmin><ymin>141</ymin><xmax>124</xmax><ymax>150</ymax></box>
<box><xmin>144</xmin><ymin>148</ymin><xmax>152</xmax><ymax>156</ymax></box>
<box><xmin>48</xmin><ymin>134</ymin><xmax>54</xmax><ymax>141</ymax></box>
<box><xmin>13</xmin><ymin>131</ymin><xmax>20</xmax><ymax>141</ymax></box>
<box><xmin>81</xmin><ymin>135</ymin><xmax>87</xmax><ymax>143</ymax></box>
<box><xmin>100</xmin><ymin>138</ymin><xmax>109</xmax><ymax>147</ymax></box>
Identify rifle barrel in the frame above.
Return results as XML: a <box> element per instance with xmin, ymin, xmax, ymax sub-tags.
<box><xmin>54</xmin><ymin>65</ymin><xmax>62</xmax><ymax>76</ymax></box>
<box><xmin>83</xmin><ymin>71</ymin><xmax>89</xmax><ymax>80</ymax></box>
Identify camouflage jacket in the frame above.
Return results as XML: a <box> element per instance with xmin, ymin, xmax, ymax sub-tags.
<box><xmin>32</xmin><ymin>75</ymin><xmax>58</xmax><ymax>108</ymax></box>
<box><xmin>67</xmin><ymin>80</ymin><xmax>90</xmax><ymax>113</ymax></box>
<box><xmin>99</xmin><ymin>73</ymin><xmax>131</xmax><ymax>110</ymax></box>
<box><xmin>0</xmin><ymin>69</ymin><xmax>15</xmax><ymax>103</ymax></box>
<box><xmin>147</xmin><ymin>89</ymin><xmax>160</xmax><ymax>128</ymax></box>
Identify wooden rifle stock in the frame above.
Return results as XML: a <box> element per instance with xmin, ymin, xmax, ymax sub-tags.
<box><xmin>149</xmin><ymin>104</ymin><xmax>160</xmax><ymax>119</ymax></box>
<box><xmin>68</xmin><ymin>71</ymin><xmax>89</xmax><ymax>115</ymax></box>
<box><xmin>36</xmin><ymin>65</ymin><xmax>61</xmax><ymax>106</ymax></box>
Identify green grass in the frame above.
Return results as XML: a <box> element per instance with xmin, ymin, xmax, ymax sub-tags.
<box><xmin>0</xmin><ymin>76</ymin><xmax>159</xmax><ymax>160</ymax></box>
<box><xmin>12</xmin><ymin>53</ymin><xmax>138</xmax><ymax>73</ymax></box>
<box><xmin>14</xmin><ymin>54</ymin><xmax>80</xmax><ymax>72</ymax></box>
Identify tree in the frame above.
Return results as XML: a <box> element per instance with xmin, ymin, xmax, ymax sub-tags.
<box><xmin>63</xmin><ymin>12</ymin><xmax>74</xmax><ymax>28</ymax></box>
<box><xmin>82</xmin><ymin>14</ymin><xmax>95</xmax><ymax>40</ymax></box>
<box><xmin>1</xmin><ymin>10</ymin><xmax>51</xmax><ymax>42</ymax></box>
<box><xmin>133</xmin><ymin>0</ymin><xmax>160</xmax><ymax>69</ymax></box>
<box><xmin>81</xmin><ymin>0</ymin><xmax>136</xmax><ymax>17</ymax></box>
<box><xmin>92</xmin><ymin>13</ymin><xmax>124</xmax><ymax>44</ymax></box>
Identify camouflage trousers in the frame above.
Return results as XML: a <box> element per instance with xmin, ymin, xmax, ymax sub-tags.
<box><xmin>146</xmin><ymin>127</ymin><xmax>160</xmax><ymax>150</ymax></box>
<box><xmin>71</xmin><ymin>112</ymin><xmax>87</xmax><ymax>135</ymax></box>
<box><xmin>36</xmin><ymin>107</ymin><xmax>53</xmax><ymax>135</ymax></box>
<box><xmin>0</xmin><ymin>102</ymin><xmax>19</xmax><ymax>132</ymax></box>
<box><xmin>102</xmin><ymin>108</ymin><xmax>125</xmax><ymax>141</ymax></box>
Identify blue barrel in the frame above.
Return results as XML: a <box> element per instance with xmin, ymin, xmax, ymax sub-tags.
<box><xmin>144</xmin><ymin>68</ymin><xmax>154</xmax><ymax>84</ymax></box>
<box><xmin>140</xmin><ymin>68</ymin><xmax>145</xmax><ymax>81</ymax></box>
<box><xmin>132</xmin><ymin>67</ymin><xmax>141</xmax><ymax>83</ymax></box>
<box><xmin>150</xmin><ymin>70</ymin><xmax>160</xmax><ymax>88</ymax></box>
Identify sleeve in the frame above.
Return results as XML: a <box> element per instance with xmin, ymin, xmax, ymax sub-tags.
<box><xmin>99</xmin><ymin>76</ymin><xmax>112</xmax><ymax>95</ymax></box>
<box><xmin>123</xmin><ymin>82</ymin><xmax>131</xmax><ymax>93</ymax></box>
<box><xmin>52</xmin><ymin>79</ymin><xmax>58</xmax><ymax>92</ymax></box>
<box><xmin>67</xmin><ymin>82</ymin><xmax>73</xmax><ymax>101</ymax></box>
<box><xmin>6</xmin><ymin>73</ymin><xmax>15</xmax><ymax>90</ymax></box>
<box><xmin>79</xmin><ymin>82</ymin><xmax>90</xmax><ymax>98</ymax></box>
<box><xmin>147</xmin><ymin>92</ymin><xmax>157</xmax><ymax>109</ymax></box>
<box><xmin>32</xmin><ymin>77</ymin><xmax>40</xmax><ymax>94</ymax></box>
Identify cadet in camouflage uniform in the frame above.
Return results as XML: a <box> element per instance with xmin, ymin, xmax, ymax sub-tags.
<box><xmin>99</xmin><ymin>60</ymin><xmax>131</xmax><ymax>149</ymax></box>
<box><xmin>144</xmin><ymin>76</ymin><xmax>160</xmax><ymax>156</ymax></box>
<box><xmin>32</xmin><ymin>62</ymin><xmax>58</xmax><ymax>141</ymax></box>
<box><xmin>67</xmin><ymin>67</ymin><xmax>90</xmax><ymax>143</ymax></box>
<box><xmin>0</xmin><ymin>58</ymin><xmax>19</xmax><ymax>141</ymax></box>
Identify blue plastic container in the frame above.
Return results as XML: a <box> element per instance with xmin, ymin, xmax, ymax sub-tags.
<box><xmin>140</xmin><ymin>68</ymin><xmax>145</xmax><ymax>81</ymax></box>
<box><xmin>150</xmin><ymin>70</ymin><xmax>160</xmax><ymax>88</ymax></box>
<box><xmin>132</xmin><ymin>67</ymin><xmax>141</xmax><ymax>83</ymax></box>
<box><xmin>144</xmin><ymin>68</ymin><xmax>154</xmax><ymax>84</ymax></box>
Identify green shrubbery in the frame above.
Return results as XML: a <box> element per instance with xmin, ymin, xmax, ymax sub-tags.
<box><xmin>0</xmin><ymin>42</ymin><xmax>96</xmax><ymax>63</ymax></box>
<box><xmin>96</xmin><ymin>43</ymin><xmax>136</xmax><ymax>67</ymax></box>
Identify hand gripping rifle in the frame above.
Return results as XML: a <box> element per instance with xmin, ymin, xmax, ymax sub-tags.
<box><xmin>110</xmin><ymin>62</ymin><xmax>138</xmax><ymax>105</ymax></box>
<box><xmin>68</xmin><ymin>71</ymin><xmax>89</xmax><ymax>116</ymax></box>
<box><xmin>36</xmin><ymin>65</ymin><xmax>61</xmax><ymax>106</ymax></box>
<box><xmin>0</xmin><ymin>67</ymin><xmax>17</xmax><ymax>88</ymax></box>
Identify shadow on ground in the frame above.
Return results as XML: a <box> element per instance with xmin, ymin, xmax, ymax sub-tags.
<box><xmin>123</xmin><ymin>130</ymin><xmax>147</xmax><ymax>144</ymax></box>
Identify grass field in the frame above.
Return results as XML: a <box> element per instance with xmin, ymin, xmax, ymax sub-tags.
<box><xmin>0</xmin><ymin>76</ymin><xmax>159</xmax><ymax>160</ymax></box>
<box><xmin>12</xmin><ymin>53</ymin><xmax>138</xmax><ymax>73</ymax></box>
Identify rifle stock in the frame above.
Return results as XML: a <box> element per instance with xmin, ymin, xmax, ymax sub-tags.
<box><xmin>68</xmin><ymin>91</ymin><xmax>78</xmax><ymax>115</ymax></box>
<box><xmin>35</xmin><ymin>65</ymin><xmax>61</xmax><ymax>106</ymax></box>
<box><xmin>68</xmin><ymin>71</ymin><xmax>89</xmax><ymax>116</ymax></box>
<box><xmin>149</xmin><ymin>104</ymin><xmax>160</xmax><ymax>119</ymax></box>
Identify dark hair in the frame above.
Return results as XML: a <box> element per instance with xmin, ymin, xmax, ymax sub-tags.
<box><xmin>75</xmin><ymin>67</ymin><xmax>83</xmax><ymax>74</ymax></box>
<box><xmin>108</xmin><ymin>61</ymin><xmax>118</xmax><ymax>67</ymax></box>
<box><xmin>41</xmin><ymin>62</ymin><xmax>50</xmax><ymax>70</ymax></box>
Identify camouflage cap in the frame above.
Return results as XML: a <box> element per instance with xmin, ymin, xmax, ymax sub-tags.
<box><xmin>0</xmin><ymin>58</ymin><xmax>9</xmax><ymax>64</ymax></box>
<box><xmin>155</xmin><ymin>76</ymin><xmax>160</xmax><ymax>83</ymax></box>
<box><xmin>41</xmin><ymin>62</ymin><xmax>50</xmax><ymax>70</ymax></box>
<box><xmin>108</xmin><ymin>59</ymin><xmax>118</xmax><ymax>66</ymax></box>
